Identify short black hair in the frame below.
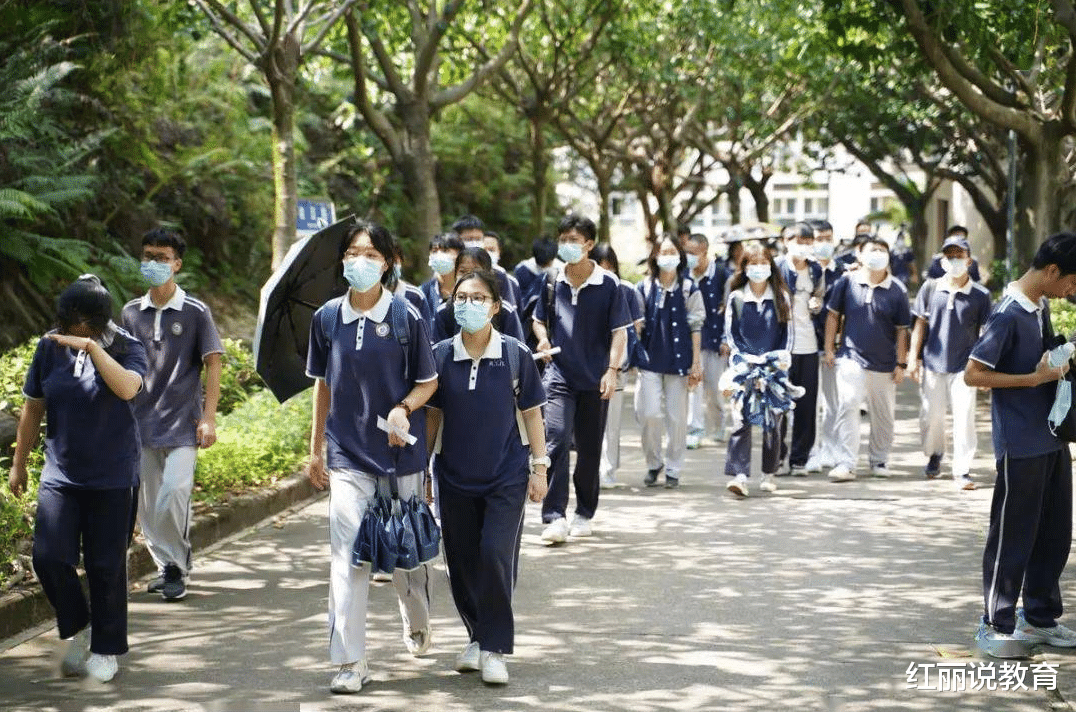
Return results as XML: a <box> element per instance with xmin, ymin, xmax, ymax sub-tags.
<box><xmin>676</xmin><ymin>224</ymin><xmax>691</xmax><ymax>238</ymax></box>
<box><xmin>808</xmin><ymin>219</ymin><xmax>833</xmax><ymax>233</ymax></box>
<box><xmin>482</xmin><ymin>230</ymin><xmax>501</xmax><ymax>246</ymax></box>
<box><xmin>589</xmin><ymin>243</ymin><xmax>621</xmax><ymax>277</ymax></box>
<box><xmin>452</xmin><ymin>214</ymin><xmax>485</xmax><ymax>233</ymax></box>
<box><xmin>789</xmin><ymin>222</ymin><xmax>815</xmax><ymax>240</ymax></box>
<box><xmin>557</xmin><ymin>214</ymin><xmax>596</xmax><ymax>243</ymax></box>
<box><xmin>56</xmin><ymin>274</ymin><xmax>112</xmax><ymax>336</ymax></box>
<box><xmin>429</xmin><ymin>231</ymin><xmax>465</xmax><ymax>253</ymax></box>
<box><xmin>946</xmin><ymin>224</ymin><xmax>969</xmax><ymax>237</ymax></box>
<box><xmin>1032</xmin><ymin>231</ymin><xmax>1076</xmax><ymax>275</ymax></box>
<box><xmin>455</xmin><ymin>246</ymin><xmax>493</xmax><ymax>273</ymax></box>
<box><xmin>142</xmin><ymin>227</ymin><xmax>186</xmax><ymax>258</ymax></box>
<box><xmin>862</xmin><ymin>236</ymin><xmax>890</xmax><ymax>253</ymax></box>
<box><xmin>532</xmin><ymin>236</ymin><xmax>558</xmax><ymax>266</ymax></box>
<box><xmin>647</xmin><ymin>234</ymin><xmax>686</xmax><ymax>277</ymax></box>
<box><xmin>687</xmin><ymin>233</ymin><xmax>709</xmax><ymax>248</ymax></box>
<box><xmin>339</xmin><ymin>219</ymin><xmax>398</xmax><ymax>287</ymax></box>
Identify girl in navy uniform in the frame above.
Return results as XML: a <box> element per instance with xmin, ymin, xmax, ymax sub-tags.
<box><xmin>420</xmin><ymin>231</ymin><xmax>466</xmax><ymax>316</ymax></box>
<box><xmin>431</xmin><ymin>248</ymin><xmax>526</xmax><ymax>343</ymax></box>
<box><xmin>635</xmin><ymin>236</ymin><xmax>705</xmax><ymax>489</ymax></box>
<box><xmin>426</xmin><ymin>270</ymin><xmax>548</xmax><ymax>685</ymax></box>
<box><xmin>306</xmin><ymin>221</ymin><xmax>439</xmax><ymax>694</ymax></box>
<box><xmin>9</xmin><ymin>275</ymin><xmax>148</xmax><ymax>683</ymax></box>
<box><xmin>722</xmin><ymin>242</ymin><xmax>793</xmax><ymax>496</ymax></box>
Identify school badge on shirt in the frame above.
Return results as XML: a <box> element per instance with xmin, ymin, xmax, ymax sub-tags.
<box><xmin>375</xmin><ymin>322</ymin><xmax>391</xmax><ymax>338</ymax></box>
<box><xmin>171</xmin><ymin>322</ymin><xmax>183</xmax><ymax>336</ymax></box>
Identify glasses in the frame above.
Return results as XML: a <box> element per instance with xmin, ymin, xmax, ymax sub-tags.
<box><xmin>141</xmin><ymin>253</ymin><xmax>173</xmax><ymax>264</ymax></box>
<box><xmin>454</xmin><ymin>294</ymin><xmax>491</xmax><ymax>307</ymax></box>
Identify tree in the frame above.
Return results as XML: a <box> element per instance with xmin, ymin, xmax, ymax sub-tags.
<box><xmin>190</xmin><ymin>0</ymin><xmax>359</xmax><ymax>268</ymax></box>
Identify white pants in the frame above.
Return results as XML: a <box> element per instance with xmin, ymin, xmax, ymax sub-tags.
<box><xmin>139</xmin><ymin>446</ymin><xmax>197</xmax><ymax>576</ymax></box>
<box><xmin>833</xmin><ymin>359</ymin><xmax>896</xmax><ymax>470</ymax></box>
<box><xmin>687</xmin><ymin>350</ymin><xmax>728</xmax><ymax>435</ymax></box>
<box><xmin>812</xmin><ymin>360</ymin><xmax>840</xmax><ymax>463</ymax></box>
<box><xmin>600</xmin><ymin>386</ymin><xmax>625</xmax><ymax>479</ymax></box>
<box><xmin>635</xmin><ymin>370</ymin><xmax>690</xmax><ymax>475</ymax></box>
<box><xmin>920</xmin><ymin>369</ymin><xmax>978</xmax><ymax>477</ymax></box>
<box><xmin>328</xmin><ymin>469</ymin><xmax>431</xmax><ymax>665</ymax></box>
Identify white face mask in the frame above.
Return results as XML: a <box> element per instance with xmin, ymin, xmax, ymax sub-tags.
<box><xmin>788</xmin><ymin>243</ymin><xmax>814</xmax><ymax>261</ymax></box>
<box><xmin>815</xmin><ymin>242</ymin><xmax>835</xmax><ymax>260</ymax></box>
<box><xmin>746</xmin><ymin>264</ymin><xmax>771</xmax><ymax>284</ymax></box>
<box><xmin>863</xmin><ymin>250</ymin><xmax>890</xmax><ymax>272</ymax></box>
<box><xmin>945</xmin><ymin>257</ymin><xmax>969</xmax><ymax>278</ymax></box>
<box><xmin>656</xmin><ymin>255</ymin><xmax>680</xmax><ymax>273</ymax></box>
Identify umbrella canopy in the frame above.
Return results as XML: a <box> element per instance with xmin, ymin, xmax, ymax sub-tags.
<box><xmin>724</xmin><ymin>222</ymin><xmax>784</xmax><ymax>242</ymax></box>
<box><xmin>253</xmin><ymin>215</ymin><xmax>358</xmax><ymax>403</ymax></box>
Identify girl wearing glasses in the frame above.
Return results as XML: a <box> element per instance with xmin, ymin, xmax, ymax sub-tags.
<box><xmin>431</xmin><ymin>248</ymin><xmax>525</xmax><ymax>343</ymax></box>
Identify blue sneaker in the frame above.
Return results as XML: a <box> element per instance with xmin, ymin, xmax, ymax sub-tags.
<box><xmin>924</xmin><ymin>454</ymin><xmax>942</xmax><ymax>479</ymax></box>
<box><xmin>976</xmin><ymin>619</ymin><xmax>1032</xmax><ymax>659</ymax></box>
<box><xmin>1014</xmin><ymin>608</ymin><xmax>1076</xmax><ymax>647</ymax></box>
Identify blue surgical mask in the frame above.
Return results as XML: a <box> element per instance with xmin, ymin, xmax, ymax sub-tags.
<box><xmin>558</xmin><ymin>242</ymin><xmax>585</xmax><ymax>265</ymax></box>
<box><xmin>343</xmin><ymin>257</ymin><xmax>384</xmax><ymax>293</ymax></box>
<box><xmin>945</xmin><ymin>258</ymin><xmax>969</xmax><ymax>278</ymax></box>
<box><xmin>454</xmin><ymin>300</ymin><xmax>491</xmax><ymax>333</ymax></box>
<box><xmin>685</xmin><ymin>254</ymin><xmax>700</xmax><ymax>271</ymax></box>
<box><xmin>1049</xmin><ymin>344</ymin><xmax>1073</xmax><ymax>433</ymax></box>
<box><xmin>863</xmin><ymin>251</ymin><xmax>890</xmax><ymax>271</ymax></box>
<box><xmin>428</xmin><ymin>252</ymin><xmax>455</xmax><ymax>275</ymax></box>
<box><xmin>815</xmin><ymin>242</ymin><xmax>835</xmax><ymax>260</ymax></box>
<box><xmin>746</xmin><ymin>265</ymin><xmax>771</xmax><ymax>284</ymax></box>
<box><xmin>140</xmin><ymin>260</ymin><xmax>172</xmax><ymax>287</ymax></box>
<box><xmin>657</xmin><ymin>255</ymin><xmax>680</xmax><ymax>273</ymax></box>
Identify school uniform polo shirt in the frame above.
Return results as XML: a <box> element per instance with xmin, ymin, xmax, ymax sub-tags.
<box><xmin>428</xmin><ymin>330</ymin><xmax>546</xmax><ymax>496</ymax></box>
<box><xmin>122</xmin><ymin>286</ymin><xmax>224</xmax><ymax>448</ymax></box>
<box><xmin>638</xmin><ymin>277</ymin><xmax>705</xmax><ymax>375</ymax></box>
<box><xmin>307</xmin><ymin>288</ymin><xmax>437</xmax><ymax>477</ymax></box>
<box><xmin>420</xmin><ymin>277</ymin><xmax>448</xmax><ymax>316</ymax></box>
<box><xmin>533</xmin><ymin>262</ymin><xmax>631</xmax><ymax>391</ymax></box>
<box><xmin>723</xmin><ymin>285</ymin><xmax>792</xmax><ymax>356</ymax></box>
<box><xmin>826</xmin><ymin>270</ymin><xmax>911</xmax><ymax>372</ymax></box>
<box><xmin>431</xmin><ymin>300</ymin><xmax>526</xmax><ymax>343</ymax></box>
<box><xmin>23</xmin><ymin>326</ymin><xmax>148</xmax><ymax>489</ymax></box>
<box><xmin>396</xmin><ymin>281</ymin><xmax>434</xmax><ymax>326</ymax></box>
<box><xmin>514</xmin><ymin>259</ymin><xmax>542</xmax><ymax>298</ymax></box>
<box><xmin>970</xmin><ymin>284</ymin><xmax>1063</xmax><ymax>460</ymax></box>
<box><xmin>913</xmin><ymin>277</ymin><xmax>992</xmax><ymax>374</ymax></box>
<box><xmin>692</xmin><ymin>260</ymin><xmax>727</xmax><ymax>352</ymax></box>
<box><xmin>494</xmin><ymin>265</ymin><xmax>524</xmax><ymax>307</ymax></box>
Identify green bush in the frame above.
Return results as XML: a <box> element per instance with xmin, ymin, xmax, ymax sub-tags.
<box><xmin>1050</xmin><ymin>299</ymin><xmax>1076</xmax><ymax>340</ymax></box>
<box><xmin>0</xmin><ymin>338</ymin><xmax>38</xmax><ymax>417</ymax></box>
<box><xmin>217</xmin><ymin>338</ymin><xmax>264</xmax><ymax>416</ymax></box>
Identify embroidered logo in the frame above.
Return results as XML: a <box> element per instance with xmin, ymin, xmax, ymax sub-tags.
<box><xmin>375</xmin><ymin>322</ymin><xmax>391</xmax><ymax>338</ymax></box>
<box><xmin>171</xmin><ymin>322</ymin><xmax>183</xmax><ymax>336</ymax></box>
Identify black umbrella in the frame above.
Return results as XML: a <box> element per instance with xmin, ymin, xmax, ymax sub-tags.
<box><xmin>253</xmin><ymin>215</ymin><xmax>358</xmax><ymax>403</ymax></box>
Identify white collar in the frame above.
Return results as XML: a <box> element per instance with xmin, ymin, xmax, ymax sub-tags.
<box><xmin>741</xmin><ymin>284</ymin><xmax>774</xmax><ymax>305</ymax></box>
<box><xmin>654</xmin><ymin>275</ymin><xmax>682</xmax><ymax>293</ymax></box>
<box><xmin>341</xmin><ymin>287</ymin><xmax>392</xmax><ymax>324</ymax></box>
<box><xmin>452</xmin><ymin>328</ymin><xmax>503</xmax><ymax>361</ymax></box>
<box><xmin>853</xmin><ymin>269</ymin><xmax>893</xmax><ymax>290</ymax></box>
<box><xmin>1004</xmin><ymin>282</ymin><xmax>1042</xmax><ymax>313</ymax></box>
<box><xmin>139</xmin><ymin>284</ymin><xmax>186</xmax><ymax>311</ymax></box>
<box><xmin>938</xmin><ymin>276</ymin><xmax>974</xmax><ymax>295</ymax></box>
<box><xmin>557</xmin><ymin>260</ymin><xmax>608</xmax><ymax>289</ymax></box>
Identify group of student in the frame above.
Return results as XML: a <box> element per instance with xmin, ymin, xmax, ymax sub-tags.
<box><xmin>11</xmin><ymin>209</ymin><xmax>1076</xmax><ymax>693</ymax></box>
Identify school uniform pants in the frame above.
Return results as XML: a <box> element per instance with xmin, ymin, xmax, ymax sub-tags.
<box><xmin>33</xmin><ymin>482</ymin><xmax>134</xmax><ymax>655</ymax></box>
<box><xmin>781</xmin><ymin>352</ymin><xmax>820</xmax><ymax>468</ymax></box>
<box><xmin>982</xmin><ymin>450</ymin><xmax>1072</xmax><ymax>633</ymax></box>
<box><xmin>635</xmin><ymin>370</ymin><xmax>690</xmax><ymax>476</ymax></box>
<box><xmin>687</xmin><ymin>350</ymin><xmax>728</xmax><ymax>436</ymax></box>
<box><xmin>138</xmin><ymin>446</ymin><xmax>197</xmax><ymax>576</ymax></box>
<box><xmin>438</xmin><ymin>479</ymin><xmax>527</xmax><ymax>654</ymax></box>
<box><xmin>600</xmin><ymin>385</ymin><xmax>626</xmax><ymax>480</ymax></box>
<box><xmin>542</xmin><ymin>372</ymin><xmax>608</xmax><ymax>523</ymax></box>
<box><xmin>919</xmin><ymin>369</ymin><xmax>977</xmax><ymax>477</ymax></box>
<box><xmin>812</xmin><ymin>358</ymin><xmax>840</xmax><ymax>463</ymax></box>
<box><xmin>327</xmin><ymin>469</ymin><xmax>430</xmax><ymax>665</ymax></box>
<box><xmin>725</xmin><ymin>412</ymin><xmax>786</xmax><ymax>477</ymax></box>
<box><xmin>833</xmin><ymin>358</ymin><xmax>896</xmax><ymax>470</ymax></box>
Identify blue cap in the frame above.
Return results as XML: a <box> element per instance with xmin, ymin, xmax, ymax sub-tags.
<box><xmin>941</xmin><ymin>235</ymin><xmax>971</xmax><ymax>253</ymax></box>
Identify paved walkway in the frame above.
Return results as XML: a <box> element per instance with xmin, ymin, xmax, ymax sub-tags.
<box><xmin>1</xmin><ymin>380</ymin><xmax>1074</xmax><ymax>711</ymax></box>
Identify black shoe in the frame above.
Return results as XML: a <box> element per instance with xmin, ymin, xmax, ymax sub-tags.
<box><xmin>664</xmin><ymin>476</ymin><xmax>679</xmax><ymax>489</ymax></box>
<box><xmin>162</xmin><ymin>563</ymin><xmax>187</xmax><ymax>601</ymax></box>
<box><xmin>146</xmin><ymin>575</ymin><xmax>165</xmax><ymax>594</ymax></box>
<box><xmin>644</xmin><ymin>466</ymin><xmax>664</xmax><ymax>487</ymax></box>
<box><xmin>924</xmin><ymin>454</ymin><xmax>942</xmax><ymax>479</ymax></box>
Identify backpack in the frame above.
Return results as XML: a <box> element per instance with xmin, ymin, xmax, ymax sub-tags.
<box><xmin>520</xmin><ymin>272</ymin><xmax>556</xmax><ymax>351</ymax></box>
<box><xmin>319</xmin><ymin>294</ymin><xmax>413</xmax><ymax>382</ymax></box>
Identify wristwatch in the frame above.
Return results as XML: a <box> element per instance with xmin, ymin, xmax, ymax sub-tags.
<box><xmin>529</xmin><ymin>455</ymin><xmax>551</xmax><ymax>469</ymax></box>
<box><xmin>896</xmin><ymin>362</ymin><xmax>908</xmax><ymax>369</ymax></box>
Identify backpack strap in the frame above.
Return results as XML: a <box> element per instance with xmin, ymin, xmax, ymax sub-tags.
<box><xmin>502</xmin><ymin>334</ymin><xmax>521</xmax><ymax>401</ymax></box>
<box><xmin>389</xmin><ymin>296</ymin><xmax>411</xmax><ymax>383</ymax></box>
<box><xmin>319</xmin><ymin>296</ymin><xmax>344</xmax><ymax>345</ymax></box>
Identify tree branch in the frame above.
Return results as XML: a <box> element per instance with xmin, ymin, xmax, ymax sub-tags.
<box><xmin>359</xmin><ymin>14</ymin><xmax>409</xmax><ymax>97</ymax></box>
<box><xmin>192</xmin><ymin>0</ymin><xmax>264</xmax><ymax>62</ymax></box>
<box><xmin>302</xmin><ymin>0</ymin><xmax>360</xmax><ymax>54</ymax></box>
<box><xmin>346</xmin><ymin>10</ymin><xmax>402</xmax><ymax>162</ymax></box>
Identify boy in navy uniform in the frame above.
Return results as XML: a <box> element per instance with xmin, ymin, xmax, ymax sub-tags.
<box><xmin>684</xmin><ymin>233</ymin><xmax>729</xmax><ymax>447</ymax></box>
<box><xmin>122</xmin><ymin>229</ymin><xmax>224</xmax><ymax>601</ymax></box>
<box><xmin>532</xmin><ymin>215</ymin><xmax>629</xmax><ymax>543</ymax></box>
<box><xmin>927</xmin><ymin>225</ymin><xmax>983</xmax><ymax>282</ymax></box>
<box><xmin>966</xmin><ymin>232</ymin><xmax>1076</xmax><ymax>658</ymax></box>
<box><xmin>804</xmin><ymin>220</ymin><xmax>845</xmax><ymax>472</ymax></box>
<box><xmin>908</xmin><ymin>234</ymin><xmax>992</xmax><ymax>490</ymax></box>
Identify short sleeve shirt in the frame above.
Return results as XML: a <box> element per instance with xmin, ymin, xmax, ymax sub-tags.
<box><xmin>638</xmin><ymin>277</ymin><xmax>702</xmax><ymax>375</ymax></box>
<box><xmin>969</xmin><ymin>284</ymin><xmax>1063</xmax><ymax>460</ymax></box>
<box><xmin>533</xmin><ymin>262</ymin><xmax>631</xmax><ymax>391</ymax></box>
<box><xmin>826</xmin><ymin>272</ymin><xmax>912</xmax><ymax>372</ymax></box>
<box><xmin>428</xmin><ymin>331</ymin><xmax>546</xmax><ymax>495</ymax></box>
<box><xmin>306</xmin><ymin>289</ymin><xmax>437</xmax><ymax>476</ymax></box>
<box><xmin>23</xmin><ymin>327</ymin><xmax>148</xmax><ymax>489</ymax></box>
<box><xmin>122</xmin><ymin>286</ymin><xmax>224</xmax><ymax>448</ymax></box>
<box><xmin>913</xmin><ymin>278</ymin><xmax>993</xmax><ymax>374</ymax></box>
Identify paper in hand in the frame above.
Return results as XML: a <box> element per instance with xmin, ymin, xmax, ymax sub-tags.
<box><xmin>377</xmin><ymin>415</ymin><xmax>417</xmax><ymax>446</ymax></box>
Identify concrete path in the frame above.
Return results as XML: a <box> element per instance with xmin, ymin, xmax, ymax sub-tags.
<box><xmin>1</xmin><ymin>380</ymin><xmax>1074</xmax><ymax>711</ymax></box>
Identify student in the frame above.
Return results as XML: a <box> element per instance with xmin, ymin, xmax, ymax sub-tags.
<box><xmin>121</xmin><ymin>229</ymin><xmax>224</xmax><ymax>602</ymax></box>
<box><xmin>421</xmin><ymin>232</ymin><xmax>466</xmax><ymax>315</ymax></box>
<box><xmin>306</xmin><ymin>220</ymin><xmax>439</xmax><ymax>694</ymax></box>
<box><xmin>965</xmin><ymin>231</ymin><xmax>1076</xmax><ymax>658</ymax></box>
<box><xmin>823</xmin><ymin>237</ymin><xmax>911</xmax><ymax>481</ymax></box>
<box><xmin>513</xmin><ymin>236</ymin><xmax>561</xmax><ymax>298</ymax></box>
<box><xmin>835</xmin><ymin>221</ymin><xmax>873</xmax><ymax>269</ymax></box>
<box><xmin>804</xmin><ymin>220</ymin><xmax>845</xmax><ymax>473</ymax></box>
<box><xmin>722</xmin><ymin>243</ymin><xmax>793</xmax><ymax>496</ymax></box>
<box><xmin>775</xmin><ymin>222</ymin><xmax>824</xmax><ymax>476</ymax></box>
<box><xmin>722</xmin><ymin>228</ymin><xmax>749</xmax><ymax>280</ymax></box>
<box><xmin>425</xmin><ymin>270</ymin><xmax>548</xmax><ymax>685</ymax></box>
<box><xmin>481</xmin><ymin>230</ymin><xmax>524</xmax><ymax>307</ymax></box>
<box><xmin>927</xmin><ymin>225</ymin><xmax>983</xmax><ymax>282</ymax></box>
<box><xmin>532</xmin><ymin>214</ymin><xmax>629</xmax><ymax>544</ymax></box>
<box><xmin>908</xmin><ymin>234</ymin><xmax>992</xmax><ymax>490</ymax></box>
<box><xmin>454</xmin><ymin>214</ymin><xmax>487</xmax><ymax>249</ymax></box>
<box><xmin>590</xmin><ymin>244</ymin><xmax>644</xmax><ymax>489</ymax></box>
<box><xmin>431</xmin><ymin>248</ymin><xmax>526</xmax><ymax>343</ymax></box>
<box><xmin>635</xmin><ymin>236</ymin><xmax>704</xmax><ymax>488</ymax></box>
<box><xmin>888</xmin><ymin>230</ymin><xmax>917</xmax><ymax>287</ymax></box>
<box><xmin>10</xmin><ymin>275</ymin><xmax>147</xmax><ymax>683</ymax></box>
<box><xmin>684</xmin><ymin>233</ymin><xmax>730</xmax><ymax>448</ymax></box>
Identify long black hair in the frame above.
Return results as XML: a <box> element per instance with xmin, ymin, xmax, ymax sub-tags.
<box><xmin>589</xmin><ymin>243</ymin><xmax>621</xmax><ymax>278</ymax></box>
<box><xmin>647</xmin><ymin>234</ymin><xmax>686</xmax><ymax>279</ymax></box>
<box><xmin>727</xmin><ymin>242</ymin><xmax>791</xmax><ymax>323</ymax></box>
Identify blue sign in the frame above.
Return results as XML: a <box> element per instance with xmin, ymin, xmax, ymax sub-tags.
<box><xmin>296</xmin><ymin>199</ymin><xmax>335</xmax><ymax>235</ymax></box>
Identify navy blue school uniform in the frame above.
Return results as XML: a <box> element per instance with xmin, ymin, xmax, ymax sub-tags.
<box><xmin>431</xmin><ymin>300</ymin><xmax>526</xmax><ymax>344</ymax></box>
<box><xmin>397</xmin><ymin>281</ymin><xmax>434</xmax><ymax>326</ymax></box>
<box><xmin>306</xmin><ymin>288</ymin><xmax>437</xmax><ymax>477</ymax></box>
<box><xmin>24</xmin><ymin>325</ymin><xmax>148</xmax><ymax>655</ymax></box>
<box><xmin>928</xmin><ymin>254</ymin><xmax>982</xmax><ymax>282</ymax></box>
<box><xmin>494</xmin><ymin>265</ymin><xmax>524</xmax><ymax>308</ymax></box>
<box><xmin>514</xmin><ymin>260</ymin><xmax>542</xmax><ymax>298</ymax></box>
<box><xmin>825</xmin><ymin>271</ymin><xmax>912</xmax><ymax>372</ymax></box>
<box><xmin>420</xmin><ymin>276</ymin><xmax>449</xmax><ymax>321</ymax></box>
<box><xmin>637</xmin><ymin>277</ymin><xmax>704</xmax><ymax>375</ymax></box>
<box><xmin>970</xmin><ymin>285</ymin><xmax>1072</xmax><ymax>635</ymax></box>
<box><xmin>889</xmin><ymin>246</ymin><xmax>914</xmax><ymax>285</ymax></box>
<box><xmin>777</xmin><ymin>257</ymin><xmax>826</xmax><ymax>469</ymax></box>
<box><xmin>533</xmin><ymin>263</ymin><xmax>631</xmax><ymax>523</ymax></box>
<box><xmin>695</xmin><ymin>260</ymin><xmax>727</xmax><ymax>353</ymax></box>
<box><xmin>913</xmin><ymin>278</ymin><xmax>992</xmax><ymax>374</ymax></box>
<box><xmin>428</xmin><ymin>331</ymin><xmax>546</xmax><ymax>653</ymax></box>
<box><xmin>812</xmin><ymin>261</ymin><xmax>845</xmax><ymax>344</ymax></box>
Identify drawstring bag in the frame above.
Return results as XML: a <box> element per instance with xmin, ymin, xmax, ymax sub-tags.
<box><xmin>404</xmin><ymin>489</ymin><xmax>441</xmax><ymax>563</ymax></box>
<box><xmin>353</xmin><ymin>495</ymin><xmax>397</xmax><ymax>575</ymax></box>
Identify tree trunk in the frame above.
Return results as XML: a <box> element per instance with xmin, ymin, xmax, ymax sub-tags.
<box><xmin>266</xmin><ymin>35</ymin><xmax>300</xmax><ymax>270</ymax></box>
<box><xmin>594</xmin><ymin>165</ymin><xmax>612</xmax><ymax>244</ymax></box>
<box><xmin>1016</xmin><ymin>127</ymin><xmax>1068</xmax><ymax>271</ymax></box>
<box><xmin>727</xmin><ymin>184</ymin><xmax>742</xmax><ymax>225</ymax></box>
<box><xmin>397</xmin><ymin>108</ymin><xmax>442</xmax><ymax>244</ymax></box>
<box><xmin>745</xmin><ymin>176</ymin><xmax>770</xmax><ymax>223</ymax></box>
<box><xmin>908</xmin><ymin>205</ymin><xmax>930</xmax><ymax>275</ymax></box>
<box><xmin>529</xmin><ymin>112</ymin><xmax>549</xmax><ymax>239</ymax></box>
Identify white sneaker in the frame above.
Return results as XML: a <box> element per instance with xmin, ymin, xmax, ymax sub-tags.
<box><xmin>803</xmin><ymin>456</ymin><xmax>823</xmax><ymax>473</ymax></box>
<box><xmin>1014</xmin><ymin>609</ymin><xmax>1076</xmax><ymax>647</ymax></box>
<box><xmin>726</xmin><ymin>473</ymin><xmax>749</xmax><ymax>497</ymax></box>
<box><xmin>455</xmin><ymin>641</ymin><xmax>480</xmax><ymax>672</ymax></box>
<box><xmin>568</xmin><ymin>516</ymin><xmax>592</xmax><ymax>537</ymax></box>
<box><xmin>828</xmin><ymin>465</ymin><xmax>855</xmax><ymax>482</ymax></box>
<box><xmin>686</xmin><ymin>433</ymin><xmax>701</xmax><ymax>450</ymax></box>
<box><xmin>956</xmin><ymin>474</ymin><xmax>977</xmax><ymax>491</ymax></box>
<box><xmin>540</xmin><ymin>517</ymin><xmax>569</xmax><ymax>545</ymax></box>
<box><xmin>330</xmin><ymin>660</ymin><xmax>371</xmax><ymax>694</ymax></box>
<box><xmin>61</xmin><ymin>627</ymin><xmax>90</xmax><ymax>677</ymax></box>
<box><xmin>85</xmin><ymin>653</ymin><xmax>118</xmax><ymax>683</ymax></box>
<box><xmin>599</xmin><ymin>473</ymin><xmax>618</xmax><ymax>490</ymax></box>
<box><xmin>870</xmin><ymin>463</ymin><xmax>890</xmax><ymax>478</ymax></box>
<box><xmin>404</xmin><ymin>624</ymin><xmax>431</xmax><ymax>656</ymax></box>
<box><xmin>759</xmin><ymin>473</ymin><xmax>777</xmax><ymax>493</ymax></box>
<box><xmin>790</xmin><ymin>465</ymin><xmax>807</xmax><ymax>477</ymax></box>
<box><xmin>372</xmin><ymin>571</ymin><xmax>393</xmax><ymax>582</ymax></box>
<box><xmin>480</xmin><ymin>651</ymin><xmax>509</xmax><ymax>684</ymax></box>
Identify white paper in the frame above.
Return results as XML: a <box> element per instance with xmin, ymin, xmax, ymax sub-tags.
<box><xmin>533</xmin><ymin>346</ymin><xmax>561</xmax><ymax>360</ymax></box>
<box><xmin>376</xmin><ymin>415</ymin><xmax>417</xmax><ymax>446</ymax></box>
